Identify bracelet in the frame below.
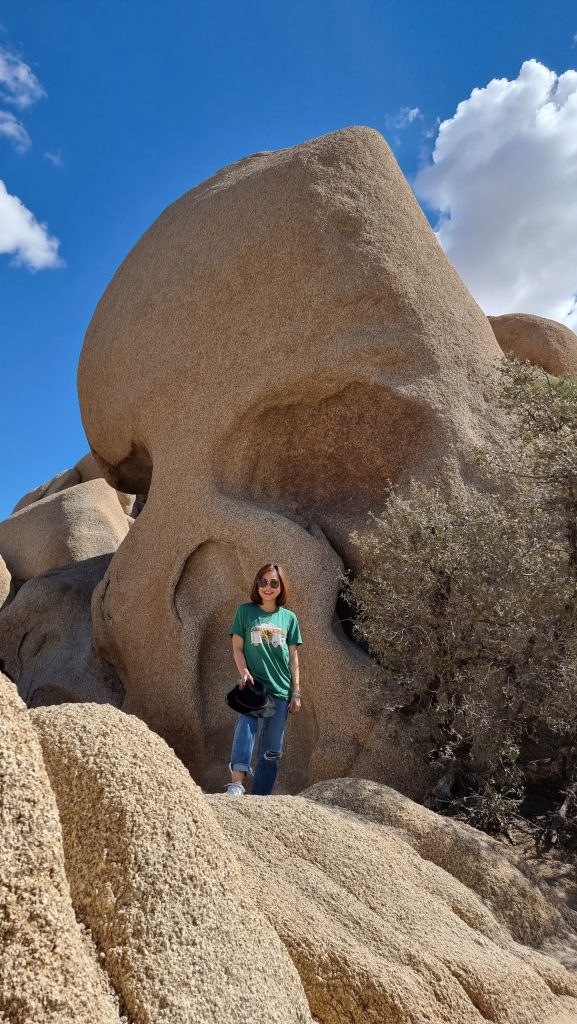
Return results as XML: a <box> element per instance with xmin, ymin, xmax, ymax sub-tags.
<box><xmin>292</xmin><ymin>691</ymin><xmax>302</xmax><ymax>698</ymax></box>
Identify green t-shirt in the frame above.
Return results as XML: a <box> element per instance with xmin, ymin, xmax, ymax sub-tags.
<box><xmin>229</xmin><ymin>602</ymin><xmax>303</xmax><ymax>699</ymax></box>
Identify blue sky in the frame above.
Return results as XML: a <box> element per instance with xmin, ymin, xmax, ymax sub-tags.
<box><xmin>1</xmin><ymin>0</ymin><xmax>576</xmax><ymax>519</ymax></box>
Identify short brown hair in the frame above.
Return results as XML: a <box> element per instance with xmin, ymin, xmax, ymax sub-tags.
<box><xmin>250</xmin><ymin>563</ymin><xmax>289</xmax><ymax>606</ymax></box>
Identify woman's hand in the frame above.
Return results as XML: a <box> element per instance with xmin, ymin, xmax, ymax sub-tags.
<box><xmin>289</xmin><ymin>693</ymin><xmax>302</xmax><ymax>715</ymax></box>
<box><xmin>239</xmin><ymin>669</ymin><xmax>254</xmax><ymax>689</ymax></box>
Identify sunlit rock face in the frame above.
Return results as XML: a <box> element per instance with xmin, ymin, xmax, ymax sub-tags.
<box><xmin>23</xmin><ymin>697</ymin><xmax>577</xmax><ymax>1024</ymax></box>
<box><xmin>0</xmin><ymin>674</ymin><xmax>122</xmax><ymax>1023</ymax></box>
<box><xmin>31</xmin><ymin>701</ymin><xmax>312</xmax><ymax>1024</ymax></box>
<box><xmin>489</xmin><ymin>313</ymin><xmax>577</xmax><ymax>376</ymax></box>
<box><xmin>77</xmin><ymin>125</ymin><xmax>504</xmax><ymax>792</ymax></box>
<box><xmin>0</xmin><ymin>479</ymin><xmax>129</xmax><ymax>582</ymax></box>
<box><xmin>210</xmin><ymin>778</ymin><xmax>577</xmax><ymax>1024</ymax></box>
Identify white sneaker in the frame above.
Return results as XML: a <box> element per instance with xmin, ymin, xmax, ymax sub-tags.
<box><xmin>225</xmin><ymin>781</ymin><xmax>245</xmax><ymax>796</ymax></box>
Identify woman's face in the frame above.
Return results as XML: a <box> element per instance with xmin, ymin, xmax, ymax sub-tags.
<box><xmin>258</xmin><ymin>569</ymin><xmax>280</xmax><ymax>601</ymax></box>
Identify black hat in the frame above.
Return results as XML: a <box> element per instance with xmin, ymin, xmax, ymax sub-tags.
<box><xmin>225</xmin><ymin>677</ymin><xmax>276</xmax><ymax>718</ymax></box>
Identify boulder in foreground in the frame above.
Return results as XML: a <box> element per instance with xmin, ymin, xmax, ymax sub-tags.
<box><xmin>0</xmin><ymin>674</ymin><xmax>122</xmax><ymax>1023</ymax></box>
<box><xmin>31</xmin><ymin>702</ymin><xmax>312</xmax><ymax>1024</ymax></box>
<box><xmin>210</xmin><ymin>779</ymin><xmax>577</xmax><ymax>1024</ymax></box>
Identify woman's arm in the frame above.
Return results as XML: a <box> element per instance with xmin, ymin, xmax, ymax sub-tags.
<box><xmin>232</xmin><ymin>635</ymin><xmax>253</xmax><ymax>688</ymax></box>
<box><xmin>288</xmin><ymin>644</ymin><xmax>301</xmax><ymax>714</ymax></box>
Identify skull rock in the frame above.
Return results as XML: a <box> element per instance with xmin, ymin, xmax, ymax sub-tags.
<box><xmin>78</xmin><ymin>126</ymin><xmax>504</xmax><ymax>793</ymax></box>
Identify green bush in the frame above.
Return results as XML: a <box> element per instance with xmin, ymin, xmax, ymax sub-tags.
<box><xmin>343</xmin><ymin>360</ymin><xmax>577</xmax><ymax>841</ymax></box>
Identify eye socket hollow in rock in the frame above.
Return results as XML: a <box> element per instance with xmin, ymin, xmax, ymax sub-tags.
<box><xmin>91</xmin><ymin>441</ymin><xmax>153</xmax><ymax>497</ymax></box>
<box><xmin>216</xmin><ymin>381</ymin><xmax>428</xmax><ymax>566</ymax></box>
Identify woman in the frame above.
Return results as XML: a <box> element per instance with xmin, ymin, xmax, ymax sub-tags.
<box><xmin>226</xmin><ymin>563</ymin><xmax>302</xmax><ymax>796</ymax></box>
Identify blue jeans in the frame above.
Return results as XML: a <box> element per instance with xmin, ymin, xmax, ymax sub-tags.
<box><xmin>229</xmin><ymin>696</ymin><xmax>289</xmax><ymax>795</ymax></box>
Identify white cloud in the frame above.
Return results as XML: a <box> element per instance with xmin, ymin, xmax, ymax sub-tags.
<box><xmin>386</xmin><ymin>106</ymin><xmax>422</xmax><ymax>131</ymax></box>
<box><xmin>415</xmin><ymin>60</ymin><xmax>577</xmax><ymax>332</ymax></box>
<box><xmin>424</xmin><ymin>117</ymin><xmax>441</xmax><ymax>139</ymax></box>
<box><xmin>0</xmin><ymin>109</ymin><xmax>30</xmax><ymax>152</ymax></box>
<box><xmin>0</xmin><ymin>46</ymin><xmax>44</xmax><ymax>108</ymax></box>
<box><xmin>405</xmin><ymin>107</ymin><xmax>422</xmax><ymax>123</ymax></box>
<box><xmin>0</xmin><ymin>179</ymin><xmax>62</xmax><ymax>270</ymax></box>
<box><xmin>0</xmin><ymin>43</ymin><xmax>44</xmax><ymax>153</ymax></box>
<box><xmin>0</xmin><ymin>43</ymin><xmax>61</xmax><ymax>272</ymax></box>
<box><xmin>44</xmin><ymin>149</ymin><xmax>63</xmax><ymax>168</ymax></box>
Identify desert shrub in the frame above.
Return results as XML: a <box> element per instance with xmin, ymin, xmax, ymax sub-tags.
<box><xmin>343</xmin><ymin>360</ymin><xmax>577</xmax><ymax>841</ymax></box>
<box><xmin>485</xmin><ymin>360</ymin><xmax>577</xmax><ymax>564</ymax></box>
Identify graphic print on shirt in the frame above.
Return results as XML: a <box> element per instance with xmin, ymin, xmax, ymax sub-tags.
<box><xmin>250</xmin><ymin>623</ymin><xmax>287</xmax><ymax>648</ymax></box>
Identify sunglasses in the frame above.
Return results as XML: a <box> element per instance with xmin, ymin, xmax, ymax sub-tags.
<box><xmin>257</xmin><ymin>578</ymin><xmax>280</xmax><ymax>589</ymax></box>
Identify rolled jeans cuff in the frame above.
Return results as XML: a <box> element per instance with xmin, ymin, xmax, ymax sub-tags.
<box><xmin>229</xmin><ymin>761</ymin><xmax>253</xmax><ymax>776</ymax></box>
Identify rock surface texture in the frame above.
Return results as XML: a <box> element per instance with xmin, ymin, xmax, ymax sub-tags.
<box><xmin>0</xmin><ymin>674</ymin><xmax>121</xmax><ymax>1023</ymax></box>
<box><xmin>11</xmin><ymin>467</ymin><xmax>81</xmax><ymax>515</ymax></box>
<box><xmin>31</xmin><ymin>701</ymin><xmax>313</xmax><ymax>1024</ymax></box>
<box><xmin>4</xmin><ymin>688</ymin><xmax>577</xmax><ymax>1024</ymax></box>
<box><xmin>78</xmin><ymin>125</ymin><xmax>505</xmax><ymax>792</ymax></box>
<box><xmin>209</xmin><ymin>780</ymin><xmax>577</xmax><ymax>1024</ymax></box>
<box><xmin>0</xmin><ymin>555</ymin><xmax>124</xmax><ymax>708</ymax></box>
<box><xmin>10</xmin><ymin>454</ymin><xmax>139</xmax><ymax>522</ymax></box>
<box><xmin>303</xmin><ymin>778</ymin><xmax>575</xmax><ymax>946</ymax></box>
<box><xmin>489</xmin><ymin>313</ymin><xmax>577</xmax><ymax>376</ymax></box>
<box><xmin>0</xmin><ymin>554</ymin><xmax>12</xmax><ymax>610</ymax></box>
<box><xmin>75</xmin><ymin>451</ymin><xmax>105</xmax><ymax>482</ymax></box>
<box><xmin>0</xmin><ymin>478</ymin><xmax>129</xmax><ymax>581</ymax></box>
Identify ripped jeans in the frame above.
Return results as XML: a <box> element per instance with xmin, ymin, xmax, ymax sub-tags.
<box><xmin>229</xmin><ymin>695</ymin><xmax>289</xmax><ymax>795</ymax></box>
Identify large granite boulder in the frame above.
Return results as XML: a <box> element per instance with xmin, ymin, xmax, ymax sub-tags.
<box><xmin>303</xmin><ymin>778</ymin><xmax>573</xmax><ymax>946</ymax></box>
<box><xmin>209</xmin><ymin>781</ymin><xmax>577</xmax><ymax>1024</ymax></box>
<box><xmin>77</xmin><ymin>125</ymin><xmax>505</xmax><ymax>792</ymax></box>
<box><xmin>12</xmin><ymin>454</ymin><xmax>139</xmax><ymax>519</ymax></box>
<box><xmin>75</xmin><ymin>451</ymin><xmax>103</xmax><ymax>482</ymax></box>
<box><xmin>74</xmin><ymin>451</ymin><xmax>139</xmax><ymax>514</ymax></box>
<box><xmin>0</xmin><ymin>554</ymin><xmax>12</xmax><ymax>611</ymax></box>
<box><xmin>0</xmin><ymin>674</ymin><xmax>121</xmax><ymax>1022</ymax></box>
<box><xmin>31</xmin><ymin>702</ymin><xmax>313</xmax><ymax>1024</ymax></box>
<box><xmin>489</xmin><ymin>313</ymin><xmax>577</xmax><ymax>376</ymax></box>
<box><xmin>7</xmin><ymin>690</ymin><xmax>576</xmax><ymax>1024</ymax></box>
<box><xmin>0</xmin><ymin>555</ymin><xmax>124</xmax><ymax>708</ymax></box>
<box><xmin>11</xmin><ymin>467</ymin><xmax>81</xmax><ymax>514</ymax></box>
<box><xmin>0</xmin><ymin>478</ymin><xmax>129</xmax><ymax>581</ymax></box>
